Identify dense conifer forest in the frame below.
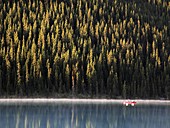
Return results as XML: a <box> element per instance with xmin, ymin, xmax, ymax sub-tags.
<box><xmin>0</xmin><ymin>0</ymin><xmax>170</xmax><ymax>98</ymax></box>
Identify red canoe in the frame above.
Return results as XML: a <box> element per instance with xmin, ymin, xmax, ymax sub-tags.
<box><xmin>123</xmin><ymin>100</ymin><xmax>137</xmax><ymax>106</ymax></box>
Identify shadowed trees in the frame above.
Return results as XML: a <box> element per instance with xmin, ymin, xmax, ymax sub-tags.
<box><xmin>0</xmin><ymin>0</ymin><xmax>169</xmax><ymax>98</ymax></box>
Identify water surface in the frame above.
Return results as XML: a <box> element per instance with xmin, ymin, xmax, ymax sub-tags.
<box><xmin>0</xmin><ymin>101</ymin><xmax>170</xmax><ymax>128</ymax></box>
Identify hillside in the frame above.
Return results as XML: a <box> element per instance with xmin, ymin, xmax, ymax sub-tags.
<box><xmin>0</xmin><ymin>0</ymin><xmax>170</xmax><ymax>98</ymax></box>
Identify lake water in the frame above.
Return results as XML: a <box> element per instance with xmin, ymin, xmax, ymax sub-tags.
<box><xmin>0</xmin><ymin>101</ymin><xmax>170</xmax><ymax>128</ymax></box>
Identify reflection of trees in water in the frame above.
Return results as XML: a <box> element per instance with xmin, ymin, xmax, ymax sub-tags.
<box><xmin>120</xmin><ymin>105</ymin><xmax>170</xmax><ymax>128</ymax></box>
<box><xmin>0</xmin><ymin>104</ymin><xmax>170</xmax><ymax>128</ymax></box>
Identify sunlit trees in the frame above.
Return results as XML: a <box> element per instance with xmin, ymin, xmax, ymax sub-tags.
<box><xmin>0</xmin><ymin>0</ymin><xmax>169</xmax><ymax>98</ymax></box>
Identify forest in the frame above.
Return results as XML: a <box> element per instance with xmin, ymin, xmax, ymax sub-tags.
<box><xmin>0</xmin><ymin>0</ymin><xmax>169</xmax><ymax>98</ymax></box>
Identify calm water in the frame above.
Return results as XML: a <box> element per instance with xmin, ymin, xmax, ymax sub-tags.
<box><xmin>0</xmin><ymin>103</ymin><xmax>170</xmax><ymax>128</ymax></box>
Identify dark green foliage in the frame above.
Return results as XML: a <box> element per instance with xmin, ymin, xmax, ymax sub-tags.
<box><xmin>0</xmin><ymin>0</ymin><xmax>170</xmax><ymax>98</ymax></box>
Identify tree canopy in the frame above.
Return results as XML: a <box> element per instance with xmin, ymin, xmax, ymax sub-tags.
<box><xmin>0</xmin><ymin>0</ymin><xmax>170</xmax><ymax>98</ymax></box>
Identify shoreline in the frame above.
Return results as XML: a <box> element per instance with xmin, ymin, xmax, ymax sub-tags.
<box><xmin>0</xmin><ymin>98</ymin><xmax>170</xmax><ymax>105</ymax></box>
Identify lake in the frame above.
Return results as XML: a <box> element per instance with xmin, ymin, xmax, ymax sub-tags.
<box><xmin>0</xmin><ymin>99</ymin><xmax>170</xmax><ymax>128</ymax></box>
